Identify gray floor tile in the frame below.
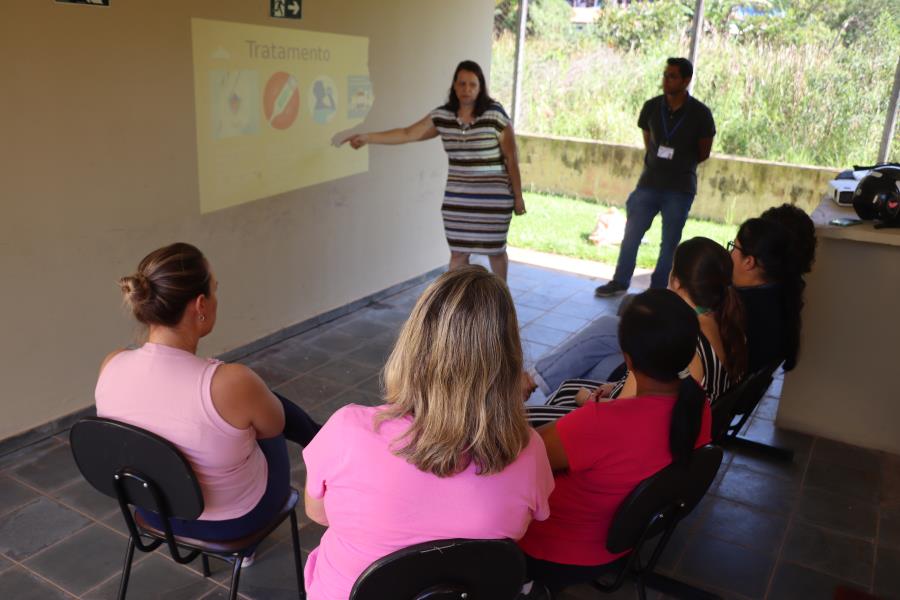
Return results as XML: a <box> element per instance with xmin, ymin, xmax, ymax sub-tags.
<box><xmin>880</xmin><ymin>503</ymin><xmax>900</xmax><ymax>550</ymax></box>
<box><xmin>0</xmin><ymin>497</ymin><xmax>90</xmax><ymax>560</ymax></box>
<box><xmin>728</xmin><ymin>443</ymin><xmax>808</xmax><ymax>484</ymax></box>
<box><xmin>781</xmin><ymin>521</ymin><xmax>874</xmax><ymax>586</ymax></box>
<box><xmin>520</xmin><ymin>323</ymin><xmax>572</xmax><ymax>347</ymax></box>
<box><xmin>82</xmin><ymin>553</ymin><xmax>215</xmax><ymax>600</ymax></box>
<box><xmin>0</xmin><ymin>567</ymin><xmax>71</xmax><ymax>600</ymax></box>
<box><xmin>713</xmin><ymin>463</ymin><xmax>800</xmax><ymax>516</ymax></box>
<box><xmin>551</xmin><ymin>298</ymin><xmax>611</xmax><ymax>320</ymax></box>
<box><xmin>812</xmin><ymin>438</ymin><xmax>882</xmax><ymax>476</ymax></box>
<box><xmin>514</xmin><ymin>304</ymin><xmax>546</xmax><ymax>326</ymax></box>
<box><xmin>236</xmin><ymin>354</ymin><xmax>299</xmax><ymax>388</ymax></box>
<box><xmin>696</xmin><ymin>497</ymin><xmax>788</xmax><ymax>555</ymax></box>
<box><xmin>356</xmin><ymin>374</ymin><xmax>384</xmax><ymax>397</ymax></box>
<box><xmin>24</xmin><ymin>523</ymin><xmax>131</xmax><ymax>595</ymax></box>
<box><xmin>740</xmin><ymin>420</ymin><xmax>813</xmax><ymax>456</ymax></box>
<box><xmin>10</xmin><ymin>444</ymin><xmax>81</xmax><ymax>493</ymax></box>
<box><xmin>0</xmin><ymin>474</ymin><xmax>39</xmax><ymax>517</ymax></box>
<box><xmin>305</xmin><ymin>329</ymin><xmax>367</xmax><ymax>355</ymax></box>
<box><xmin>676</xmin><ymin>535</ymin><xmax>775</xmax><ymax>599</ymax></box>
<box><xmin>296</xmin><ymin>522</ymin><xmax>326</xmax><ymax>552</ymax></box>
<box><xmin>52</xmin><ymin>478</ymin><xmax>119</xmax><ymax>519</ymax></box>
<box><xmin>0</xmin><ymin>437</ymin><xmax>63</xmax><ymax>472</ymax></box>
<box><xmin>795</xmin><ymin>486</ymin><xmax>878</xmax><ymax>539</ymax></box>
<box><xmin>335</xmin><ymin>316</ymin><xmax>391</xmax><ymax>339</ymax></box>
<box><xmin>516</xmin><ymin>292</ymin><xmax>566</xmax><ymax>311</ymax></box>
<box><xmin>881</xmin><ymin>452</ymin><xmax>900</xmax><ymax>506</ymax></box>
<box><xmin>343</xmin><ymin>339</ymin><xmax>393</xmax><ymax>369</ymax></box>
<box><xmin>804</xmin><ymin>459</ymin><xmax>881</xmax><ymax>503</ymax></box>
<box><xmin>309</xmin><ymin>359</ymin><xmax>379</xmax><ymax>387</ymax></box>
<box><xmin>875</xmin><ymin>544</ymin><xmax>900</xmax><ymax>599</ymax></box>
<box><xmin>531</xmin><ymin>312</ymin><xmax>590</xmax><ymax>334</ymax></box>
<box><xmin>522</xmin><ymin>340</ymin><xmax>552</xmax><ymax>364</ymax></box>
<box><xmin>274</xmin><ymin>374</ymin><xmax>350</xmax><ymax>407</ymax></box>
<box><xmin>752</xmin><ymin>396</ymin><xmax>779</xmax><ymax>421</ymax></box>
<box><xmin>767</xmin><ymin>561</ymin><xmax>865</xmax><ymax>600</ymax></box>
<box><xmin>234</xmin><ymin>539</ymin><xmax>305</xmax><ymax>600</ymax></box>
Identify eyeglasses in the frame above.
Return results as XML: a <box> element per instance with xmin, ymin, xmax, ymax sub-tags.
<box><xmin>726</xmin><ymin>240</ymin><xmax>744</xmax><ymax>254</ymax></box>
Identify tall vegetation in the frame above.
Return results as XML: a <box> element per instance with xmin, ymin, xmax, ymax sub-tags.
<box><xmin>492</xmin><ymin>0</ymin><xmax>899</xmax><ymax>167</ymax></box>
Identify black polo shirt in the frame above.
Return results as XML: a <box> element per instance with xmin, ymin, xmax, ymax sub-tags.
<box><xmin>636</xmin><ymin>94</ymin><xmax>715</xmax><ymax>195</ymax></box>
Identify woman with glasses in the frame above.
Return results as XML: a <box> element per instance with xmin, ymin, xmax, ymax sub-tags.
<box><xmin>729</xmin><ymin>213</ymin><xmax>812</xmax><ymax>373</ymax></box>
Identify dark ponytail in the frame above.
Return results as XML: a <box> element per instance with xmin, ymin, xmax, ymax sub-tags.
<box><xmin>672</xmin><ymin>237</ymin><xmax>748</xmax><ymax>380</ymax></box>
<box><xmin>736</xmin><ymin>219</ymin><xmax>804</xmax><ymax>371</ymax></box>
<box><xmin>671</xmin><ymin>376</ymin><xmax>707</xmax><ymax>464</ymax></box>
<box><xmin>619</xmin><ymin>289</ymin><xmax>707</xmax><ymax>465</ymax></box>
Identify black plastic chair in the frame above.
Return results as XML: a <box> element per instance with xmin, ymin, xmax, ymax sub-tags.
<box><xmin>592</xmin><ymin>445</ymin><xmax>724</xmax><ymax>600</ymax></box>
<box><xmin>711</xmin><ymin>364</ymin><xmax>793</xmax><ymax>461</ymax></box>
<box><xmin>349</xmin><ymin>538</ymin><xmax>525</xmax><ymax>600</ymax></box>
<box><xmin>69</xmin><ymin>417</ymin><xmax>305</xmax><ymax>600</ymax></box>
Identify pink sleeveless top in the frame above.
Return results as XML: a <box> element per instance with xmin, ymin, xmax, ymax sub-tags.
<box><xmin>95</xmin><ymin>343</ymin><xmax>268</xmax><ymax>520</ymax></box>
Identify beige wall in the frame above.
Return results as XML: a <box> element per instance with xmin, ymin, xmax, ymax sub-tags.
<box><xmin>0</xmin><ymin>0</ymin><xmax>494</xmax><ymax>440</ymax></box>
<box><xmin>518</xmin><ymin>134</ymin><xmax>839</xmax><ymax>224</ymax></box>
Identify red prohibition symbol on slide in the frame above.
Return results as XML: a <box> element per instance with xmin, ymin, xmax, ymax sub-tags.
<box><xmin>263</xmin><ymin>71</ymin><xmax>300</xmax><ymax>130</ymax></box>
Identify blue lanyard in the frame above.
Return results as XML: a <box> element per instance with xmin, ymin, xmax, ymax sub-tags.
<box><xmin>660</xmin><ymin>97</ymin><xmax>689</xmax><ymax>144</ymax></box>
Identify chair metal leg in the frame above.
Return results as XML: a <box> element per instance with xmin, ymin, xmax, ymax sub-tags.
<box><xmin>117</xmin><ymin>535</ymin><xmax>136</xmax><ymax>600</ymax></box>
<box><xmin>635</xmin><ymin>576</ymin><xmax>647</xmax><ymax>600</ymax></box>
<box><xmin>228</xmin><ymin>556</ymin><xmax>242</xmax><ymax>600</ymax></box>
<box><xmin>201</xmin><ymin>555</ymin><xmax>211</xmax><ymax>577</ymax></box>
<box><xmin>289</xmin><ymin>508</ymin><xmax>306</xmax><ymax>599</ymax></box>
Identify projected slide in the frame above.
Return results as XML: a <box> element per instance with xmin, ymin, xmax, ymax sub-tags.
<box><xmin>191</xmin><ymin>19</ymin><xmax>372</xmax><ymax>213</ymax></box>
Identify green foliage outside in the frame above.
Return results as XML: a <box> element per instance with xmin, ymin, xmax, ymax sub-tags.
<box><xmin>508</xmin><ymin>192</ymin><xmax>738</xmax><ymax>267</ymax></box>
<box><xmin>492</xmin><ymin>0</ymin><xmax>900</xmax><ymax>168</ymax></box>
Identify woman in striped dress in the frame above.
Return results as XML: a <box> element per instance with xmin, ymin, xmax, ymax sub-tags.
<box><xmin>340</xmin><ymin>60</ymin><xmax>525</xmax><ymax>281</ymax></box>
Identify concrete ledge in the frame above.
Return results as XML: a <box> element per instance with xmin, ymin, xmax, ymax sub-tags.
<box><xmin>518</xmin><ymin>134</ymin><xmax>838</xmax><ymax>224</ymax></box>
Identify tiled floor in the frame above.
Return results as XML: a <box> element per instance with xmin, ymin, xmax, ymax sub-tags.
<box><xmin>0</xmin><ymin>261</ymin><xmax>898</xmax><ymax>599</ymax></box>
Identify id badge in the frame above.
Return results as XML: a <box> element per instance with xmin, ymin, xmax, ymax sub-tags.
<box><xmin>657</xmin><ymin>145</ymin><xmax>675</xmax><ymax>160</ymax></box>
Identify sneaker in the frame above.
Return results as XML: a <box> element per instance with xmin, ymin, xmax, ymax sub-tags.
<box><xmin>240</xmin><ymin>552</ymin><xmax>256</xmax><ymax>568</ymax></box>
<box><xmin>594</xmin><ymin>280</ymin><xmax>628</xmax><ymax>297</ymax></box>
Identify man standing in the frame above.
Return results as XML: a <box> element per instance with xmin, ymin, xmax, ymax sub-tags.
<box><xmin>594</xmin><ymin>58</ymin><xmax>715</xmax><ymax>296</ymax></box>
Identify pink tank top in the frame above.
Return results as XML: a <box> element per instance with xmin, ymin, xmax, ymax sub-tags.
<box><xmin>95</xmin><ymin>343</ymin><xmax>268</xmax><ymax>521</ymax></box>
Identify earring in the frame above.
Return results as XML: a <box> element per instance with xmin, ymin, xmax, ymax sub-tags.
<box><xmin>199</xmin><ymin>315</ymin><xmax>206</xmax><ymax>322</ymax></box>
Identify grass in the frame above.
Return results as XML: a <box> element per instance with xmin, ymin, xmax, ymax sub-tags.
<box><xmin>508</xmin><ymin>191</ymin><xmax>738</xmax><ymax>268</ymax></box>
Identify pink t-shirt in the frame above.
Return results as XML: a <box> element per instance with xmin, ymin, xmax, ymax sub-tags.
<box><xmin>302</xmin><ymin>404</ymin><xmax>554</xmax><ymax>600</ymax></box>
<box><xmin>518</xmin><ymin>394</ymin><xmax>712</xmax><ymax>566</ymax></box>
<box><xmin>95</xmin><ymin>343</ymin><xmax>267</xmax><ymax>521</ymax></box>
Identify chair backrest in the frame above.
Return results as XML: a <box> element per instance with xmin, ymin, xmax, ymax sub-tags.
<box><xmin>710</xmin><ymin>364</ymin><xmax>777</xmax><ymax>441</ymax></box>
<box><xmin>70</xmin><ymin>417</ymin><xmax>203</xmax><ymax>520</ymax></box>
<box><xmin>349</xmin><ymin>538</ymin><xmax>525</xmax><ymax>600</ymax></box>
<box><xmin>606</xmin><ymin>445</ymin><xmax>723</xmax><ymax>554</ymax></box>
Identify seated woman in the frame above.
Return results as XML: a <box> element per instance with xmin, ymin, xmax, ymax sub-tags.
<box><xmin>730</xmin><ymin>215</ymin><xmax>809</xmax><ymax>372</ymax></box>
<box><xmin>527</xmin><ymin>237</ymin><xmax>746</xmax><ymax>426</ymax></box>
<box><xmin>95</xmin><ymin>242</ymin><xmax>320</xmax><ymax>548</ymax></box>
<box><xmin>302</xmin><ymin>266</ymin><xmax>554</xmax><ymax>600</ymax></box>
<box><xmin>518</xmin><ymin>289</ymin><xmax>712</xmax><ymax>597</ymax></box>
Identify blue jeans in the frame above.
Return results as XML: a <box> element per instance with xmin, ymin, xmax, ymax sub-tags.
<box><xmin>532</xmin><ymin>315</ymin><xmax>623</xmax><ymax>394</ymax></box>
<box><xmin>612</xmin><ymin>187</ymin><xmax>695</xmax><ymax>289</ymax></box>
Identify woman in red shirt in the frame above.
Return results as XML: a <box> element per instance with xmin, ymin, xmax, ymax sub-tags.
<box><xmin>518</xmin><ymin>289</ymin><xmax>712</xmax><ymax>596</ymax></box>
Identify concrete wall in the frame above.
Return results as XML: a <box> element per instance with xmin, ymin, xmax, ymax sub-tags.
<box><xmin>0</xmin><ymin>0</ymin><xmax>494</xmax><ymax>440</ymax></box>
<box><xmin>518</xmin><ymin>134</ymin><xmax>839</xmax><ymax>224</ymax></box>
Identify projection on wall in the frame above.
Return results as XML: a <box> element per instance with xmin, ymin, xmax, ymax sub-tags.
<box><xmin>192</xmin><ymin>18</ymin><xmax>373</xmax><ymax>213</ymax></box>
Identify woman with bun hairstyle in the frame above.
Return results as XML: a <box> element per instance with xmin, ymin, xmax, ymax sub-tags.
<box><xmin>518</xmin><ymin>289</ymin><xmax>712</xmax><ymax>597</ymax></box>
<box><xmin>95</xmin><ymin>242</ymin><xmax>320</xmax><ymax>549</ymax></box>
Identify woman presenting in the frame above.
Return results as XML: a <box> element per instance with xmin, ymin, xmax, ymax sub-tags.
<box><xmin>340</xmin><ymin>60</ymin><xmax>525</xmax><ymax>281</ymax></box>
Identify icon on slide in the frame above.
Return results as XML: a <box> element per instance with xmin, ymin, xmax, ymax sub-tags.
<box><xmin>347</xmin><ymin>75</ymin><xmax>373</xmax><ymax>119</ymax></box>
<box><xmin>263</xmin><ymin>72</ymin><xmax>300</xmax><ymax>130</ymax></box>
<box><xmin>211</xmin><ymin>70</ymin><xmax>260</xmax><ymax>139</ymax></box>
<box><xmin>309</xmin><ymin>76</ymin><xmax>337</xmax><ymax>124</ymax></box>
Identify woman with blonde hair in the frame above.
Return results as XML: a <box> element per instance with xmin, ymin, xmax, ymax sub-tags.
<box><xmin>302</xmin><ymin>265</ymin><xmax>554</xmax><ymax>600</ymax></box>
